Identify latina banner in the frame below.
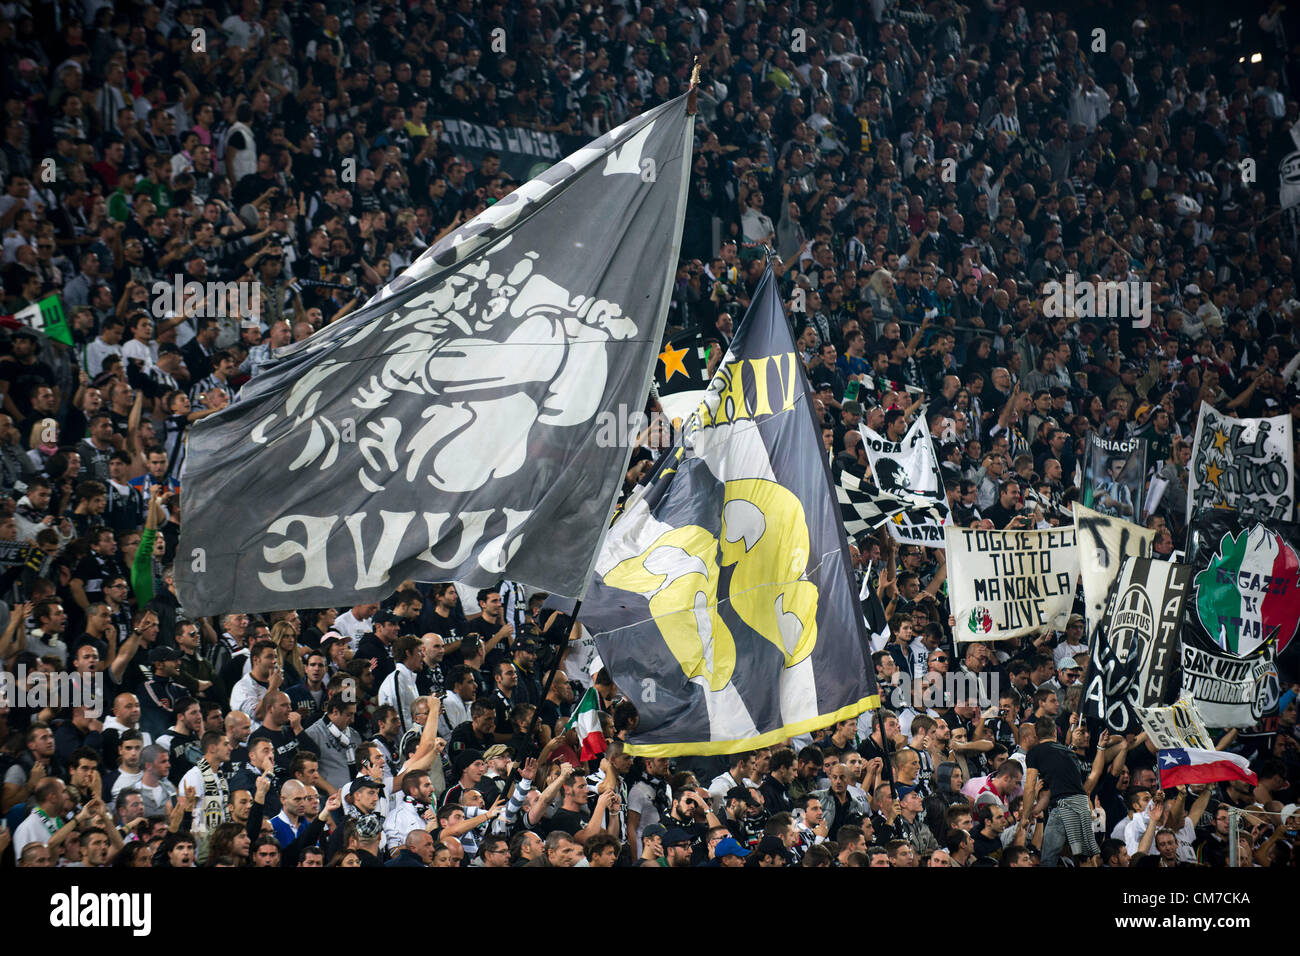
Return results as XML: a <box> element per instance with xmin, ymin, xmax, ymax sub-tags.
<box><xmin>1073</xmin><ymin>503</ymin><xmax>1155</xmax><ymax>651</ymax></box>
<box><xmin>1180</xmin><ymin>510</ymin><xmax>1300</xmax><ymax>727</ymax></box>
<box><xmin>1080</xmin><ymin>433</ymin><xmax>1147</xmax><ymax>521</ymax></box>
<box><xmin>1186</xmin><ymin>404</ymin><xmax>1295</xmax><ymax>526</ymax></box>
<box><xmin>945</xmin><ymin>525</ymin><xmax>1080</xmax><ymax>641</ymax></box>
<box><xmin>1080</xmin><ymin>557</ymin><xmax>1192</xmax><ymax>733</ymax></box>
<box><xmin>858</xmin><ymin>410</ymin><xmax>950</xmax><ymax>544</ymax></box>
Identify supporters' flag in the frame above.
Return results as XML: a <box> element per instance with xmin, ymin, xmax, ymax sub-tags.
<box><xmin>860</xmin><ymin>562</ymin><xmax>891</xmax><ymax>651</ymax></box>
<box><xmin>564</xmin><ymin>686</ymin><xmax>607</xmax><ymax>761</ymax></box>
<box><xmin>1080</xmin><ymin>557</ymin><xmax>1192</xmax><ymax>733</ymax></box>
<box><xmin>836</xmin><ymin>470</ymin><xmax>946</xmax><ymax>538</ymax></box>
<box><xmin>655</xmin><ymin>329</ymin><xmax>716</xmax><ymax>426</ymax></box>
<box><xmin>1157</xmin><ymin>748</ymin><xmax>1258</xmax><ymax>787</ymax></box>
<box><xmin>581</xmin><ymin>265</ymin><xmax>879</xmax><ymax>756</ymax></box>
<box><xmin>1181</xmin><ymin>511</ymin><xmax>1300</xmax><ymax>726</ymax></box>
<box><xmin>1135</xmin><ymin>695</ymin><xmax>1217</xmax><ymax>752</ymax></box>
<box><xmin>1080</xmin><ymin>433</ymin><xmax>1147</xmax><ymax>521</ymax></box>
<box><xmin>858</xmin><ymin>410</ymin><xmax>949</xmax><ymax>545</ymax></box>
<box><xmin>176</xmin><ymin>95</ymin><xmax>695</xmax><ymax>616</ymax></box>
<box><xmin>0</xmin><ymin>295</ymin><xmax>72</xmax><ymax>345</ymax></box>
<box><xmin>1073</xmin><ymin>503</ymin><xmax>1154</xmax><ymax>654</ymax></box>
<box><xmin>1186</xmin><ymin>404</ymin><xmax>1295</xmax><ymax>526</ymax></box>
<box><xmin>946</xmin><ymin>525</ymin><xmax>1079</xmax><ymax>641</ymax></box>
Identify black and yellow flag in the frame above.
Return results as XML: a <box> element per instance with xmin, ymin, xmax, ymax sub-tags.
<box><xmin>581</xmin><ymin>265</ymin><xmax>879</xmax><ymax>756</ymax></box>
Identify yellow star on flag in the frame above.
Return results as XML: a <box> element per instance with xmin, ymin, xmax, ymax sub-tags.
<box><xmin>1205</xmin><ymin>462</ymin><xmax>1224</xmax><ymax>487</ymax></box>
<box><xmin>1211</xmin><ymin>428</ymin><xmax>1229</xmax><ymax>454</ymax></box>
<box><xmin>659</xmin><ymin>343</ymin><xmax>689</xmax><ymax>383</ymax></box>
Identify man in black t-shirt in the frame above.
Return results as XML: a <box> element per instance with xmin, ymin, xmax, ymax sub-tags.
<box><xmin>1024</xmin><ymin>717</ymin><xmax>1098</xmax><ymax>867</ymax></box>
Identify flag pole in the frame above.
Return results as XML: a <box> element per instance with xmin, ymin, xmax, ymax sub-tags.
<box><xmin>524</xmin><ymin>600</ymin><xmax>583</xmax><ymax>749</ymax></box>
<box><xmin>525</xmin><ymin>65</ymin><xmax>704</xmax><ymax>754</ymax></box>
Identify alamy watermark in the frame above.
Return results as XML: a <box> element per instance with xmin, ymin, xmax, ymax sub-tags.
<box><xmin>0</xmin><ymin>665</ymin><xmax>104</xmax><ymax>718</ymax></box>
<box><xmin>878</xmin><ymin>669</ymin><xmax>999</xmax><ymax>712</ymax></box>
<box><xmin>1041</xmin><ymin>273</ymin><xmax>1152</xmax><ymax>329</ymax></box>
<box><xmin>151</xmin><ymin>274</ymin><xmax>261</xmax><ymax>327</ymax></box>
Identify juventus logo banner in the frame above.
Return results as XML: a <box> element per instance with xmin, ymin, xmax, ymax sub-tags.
<box><xmin>1080</xmin><ymin>433</ymin><xmax>1147</xmax><ymax>521</ymax></box>
<box><xmin>1073</xmin><ymin>503</ymin><xmax>1155</xmax><ymax>654</ymax></box>
<box><xmin>1081</xmin><ymin>557</ymin><xmax>1191</xmax><ymax>733</ymax></box>
<box><xmin>1180</xmin><ymin>510</ymin><xmax>1300</xmax><ymax>728</ymax></box>
<box><xmin>177</xmin><ymin>96</ymin><xmax>695</xmax><ymax>616</ymax></box>
<box><xmin>946</xmin><ymin>525</ymin><xmax>1080</xmax><ymax>642</ymax></box>
<box><xmin>1186</xmin><ymin>404</ymin><xmax>1295</xmax><ymax>527</ymax></box>
<box><xmin>580</xmin><ymin>266</ymin><xmax>880</xmax><ymax>757</ymax></box>
<box><xmin>857</xmin><ymin>409</ymin><xmax>950</xmax><ymax>544</ymax></box>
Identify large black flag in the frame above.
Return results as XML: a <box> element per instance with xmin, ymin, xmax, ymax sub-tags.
<box><xmin>1081</xmin><ymin>556</ymin><xmax>1191</xmax><ymax>733</ymax></box>
<box><xmin>580</xmin><ymin>265</ymin><xmax>879</xmax><ymax>756</ymax></box>
<box><xmin>177</xmin><ymin>96</ymin><xmax>695</xmax><ymax>615</ymax></box>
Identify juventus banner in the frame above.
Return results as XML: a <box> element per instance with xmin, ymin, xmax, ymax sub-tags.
<box><xmin>1181</xmin><ymin>510</ymin><xmax>1300</xmax><ymax>727</ymax></box>
<box><xmin>177</xmin><ymin>96</ymin><xmax>695</xmax><ymax>615</ymax></box>
<box><xmin>858</xmin><ymin>410</ymin><xmax>950</xmax><ymax>544</ymax></box>
<box><xmin>946</xmin><ymin>525</ymin><xmax>1080</xmax><ymax>641</ymax></box>
<box><xmin>1080</xmin><ymin>434</ymin><xmax>1147</xmax><ymax>521</ymax></box>
<box><xmin>1073</xmin><ymin>503</ymin><xmax>1155</xmax><ymax>653</ymax></box>
<box><xmin>837</xmin><ymin>470</ymin><xmax>947</xmax><ymax>540</ymax></box>
<box><xmin>581</xmin><ymin>266</ymin><xmax>880</xmax><ymax>756</ymax></box>
<box><xmin>1186</xmin><ymin>404</ymin><xmax>1295</xmax><ymax>526</ymax></box>
<box><xmin>1081</xmin><ymin>557</ymin><xmax>1191</xmax><ymax>733</ymax></box>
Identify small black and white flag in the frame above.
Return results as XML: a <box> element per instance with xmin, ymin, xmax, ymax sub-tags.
<box><xmin>836</xmin><ymin>469</ymin><xmax>946</xmax><ymax>540</ymax></box>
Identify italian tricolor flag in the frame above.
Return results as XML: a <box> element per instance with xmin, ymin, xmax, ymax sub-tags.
<box><xmin>564</xmin><ymin>687</ymin><xmax>606</xmax><ymax>761</ymax></box>
<box><xmin>1157</xmin><ymin>748</ymin><xmax>1258</xmax><ymax>787</ymax></box>
<box><xmin>0</xmin><ymin>295</ymin><xmax>72</xmax><ymax>345</ymax></box>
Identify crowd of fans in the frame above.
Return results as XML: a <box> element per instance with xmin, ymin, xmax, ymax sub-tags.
<box><xmin>0</xmin><ymin>0</ymin><xmax>1298</xmax><ymax>867</ymax></box>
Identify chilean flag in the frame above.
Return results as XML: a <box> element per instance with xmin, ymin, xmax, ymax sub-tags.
<box><xmin>1157</xmin><ymin>748</ymin><xmax>1258</xmax><ymax>787</ymax></box>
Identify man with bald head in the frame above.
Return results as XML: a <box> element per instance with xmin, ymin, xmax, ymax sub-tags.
<box><xmin>101</xmin><ymin>692</ymin><xmax>151</xmax><ymax>766</ymax></box>
<box><xmin>387</xmin><ymin>828</ymin><xmax>434</xmax><ymax>866</ymax></box>
<box><xmin>225</xmin><ymin>709</ymin><xmax>252</xmax><ymax>774</ymax></box>
<box><xmin>271</xmin><ymin>778</ymin><xmax>310</xmax><ymax>846</ymax></box>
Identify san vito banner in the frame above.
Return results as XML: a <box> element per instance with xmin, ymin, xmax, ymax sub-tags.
<box><xmin>858</xmin><ymin>409</ymin><xmax>950</xmax><ymax>544</ymax></box>
<box><xmin>580</xmin><ymin>265</ymin><xmax>879</xmax><ymax>756</ymax></box>
<box><xmin>177</xmin><ymin>95</ymin><xmax>695</xmax><ymax>615</ymax></box>
<box><xmin>1073</xmin><ymin>503</ymin><xmax>1155</xmax><ymax>653</ymax></box>
<box><xmin>945</xmin><ymin>525</ymin><xmax>1079</xmax><ymax>641</ymax></box>
<box><xmin>1080</xmin><ymin>433</ymin><xmax>1147</xmax><ymax>521</ymax></box>
<box><xmin>1080</xmin><ymin>556</ymin><xmax>1191</xmax><ymax>733</ymax></box>
<box><xmin>1186</xmin><ymin>404</ymin><xmax>1295</xmax><ymax>527</ymax></box>
<box><xmin>1181</xmin><ymin>510</ymin><xmax>1300</xmax><ymax>728</ymax></box>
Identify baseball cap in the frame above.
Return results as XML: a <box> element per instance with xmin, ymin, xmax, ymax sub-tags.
<box><xmin>896</xmin><ymin>784</ymin><xmax>919</xmax><ymax>800</ymax></box>
<box><xmin>11</xmin><ymin>328</ymin><xmax>40</xmax><ymax>343</ymax></box>
<box><xmin>1066</xmin><ymin>613</ymin><xmax>1085</xmax><ymax>627</ymax></box>
<box><xmin>149</xmin><ymin>646</ymin><xmax>183</xmax><ymax>664</ymax></box>
<box><xmin>373</xmin><ymin>610</ymin><xmax>400</xmax><ymax>625</ymax></box>
<box><xmin>1059</xmin><ymin>656</ymin><xmax>1084</xmax><ymax>671</ymax></box>
<box><xmin>482</xmin><ymin>744</ymin><xmax>511</xmax><ymax>761</ymax></box>
<box><xmin>1184</xmin><ymin>283</ymin><xmax>1201</xmax><ymax>296</ymax></box>
<box><xmin>641</xmin><ymin>823</ymin><xmax>668</xmax><ymax>842</ymax></box>
<box><xmin>351</xmin><ymin>776</ymin><xmax>384</xmax><ymax>793</ymax></box>
<box><xmin>662</xmin><ymin>827</ymin><xmax>694</xmax><ymax>847</ymax></box>
<box><xmin>714</xmin><ymin>837</ymin><xmax>750</xmax><ymax>859</ymax></box>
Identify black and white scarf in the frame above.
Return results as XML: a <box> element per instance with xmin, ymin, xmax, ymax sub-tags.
<box><xmin>196</xmin><ymin>758</ymin><xmax>229</xmax><ymax>833</ymax></box>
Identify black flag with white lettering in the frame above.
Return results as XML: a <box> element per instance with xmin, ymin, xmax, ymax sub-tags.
<box><xmin>1081</xmin><ymin>557</ymin><xmax>1191</xmax><ymax>733</ymax></box>
<box><xmin>177</xmin><ymin>96</ymin><xmax>694</xmax><ymax>615</ymax></box>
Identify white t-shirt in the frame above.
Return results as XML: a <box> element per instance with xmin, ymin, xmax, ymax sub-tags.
<box><xmin>122</xmin><ymin>338</ymin><xmax>158</xmax><ymax>369</ymax></box>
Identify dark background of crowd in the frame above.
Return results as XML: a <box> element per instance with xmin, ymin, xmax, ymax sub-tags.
<box><xmin>0</xmin><ymin>0</ymin><xmax>1296</xmax><ymax>869</ymax></box>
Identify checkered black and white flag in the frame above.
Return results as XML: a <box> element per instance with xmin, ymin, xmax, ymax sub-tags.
<box><xmin>836</xmin><ymin>469</ymin><xmax>946</xmax><ymax>539</ymax></box>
